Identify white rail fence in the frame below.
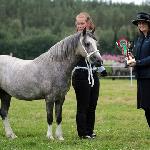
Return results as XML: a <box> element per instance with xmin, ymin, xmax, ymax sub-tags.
<box><xmin>104</xmin><ymin>65</ymin><xmax>135</xmax><ymax>86</ymax></box>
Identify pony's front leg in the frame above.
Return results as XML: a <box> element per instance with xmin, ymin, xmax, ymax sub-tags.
<box><xmin>45</xmin><ymin>101</ymin><xmax>54</xmax><ymax>140</ymax></box>
<box><xmin>55</xmin><ymin>100</ymin><xmax>64</xmax><ymax>140</ymax></box>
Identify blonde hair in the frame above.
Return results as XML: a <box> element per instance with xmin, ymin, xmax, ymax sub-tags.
<box><xmin>75</xmin><ymin>12</ymin><xmax>95</xmax><ymax>31</ymax></box>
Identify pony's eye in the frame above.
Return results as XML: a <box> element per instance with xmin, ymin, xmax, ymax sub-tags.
<box><xmin>85</xmin><ymin>42</ymin><xmax>90</xmax><ymax>47</ymax></box>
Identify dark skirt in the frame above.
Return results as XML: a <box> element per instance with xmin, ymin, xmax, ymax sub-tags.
<box><xmin>137</xmin><ymin>78</ymin><xmax>150</xmax><ymax>109</ymax></box>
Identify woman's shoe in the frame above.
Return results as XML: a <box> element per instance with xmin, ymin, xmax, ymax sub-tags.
<box><xmin>80</xmin><ymin>135</ymin><xmax>92</xmax><ymax>139</ymax></box>
<box><xmin>90</xmin><ymin>133</ymin><xmax>96</xmax><ymax>139</ymax></box>
<box><xmin>92</xmin><ymin>133</ymin><xmax>96</xmax><ymax>137</ymax></box>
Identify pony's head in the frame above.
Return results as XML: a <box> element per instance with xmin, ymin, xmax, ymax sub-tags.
<box><xmin>76</xmin><ymin>28</ymin><xmax>103</xmax><ymax>66</ymax></box>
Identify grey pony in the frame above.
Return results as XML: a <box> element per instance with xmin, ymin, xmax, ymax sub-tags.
<box><xmin>0</xmin><ymin>29</ymin><xmax>102</xmax><ymax>140</ymax></box>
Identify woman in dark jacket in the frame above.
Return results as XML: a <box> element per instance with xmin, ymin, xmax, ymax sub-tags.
<box><xmin>128</xmin><ymin>12</ymin><xmax>150</xmax><ymax>127</ymax></box>
<box><xmin>72</xmin><ymin>12</ymin><xmax>107</xmax><ymax>139</ymax></box>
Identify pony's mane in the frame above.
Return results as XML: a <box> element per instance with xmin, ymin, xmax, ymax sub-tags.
<box><xmin>34</xmin><ymin>32</ymin><xmax>81</xmax><ymax>63</ymax></box>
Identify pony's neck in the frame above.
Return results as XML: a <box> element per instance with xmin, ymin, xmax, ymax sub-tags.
<box><xmin>33</xmin><ymin>32</ymin><xmax>80</xmax><ymax>65</ymax></box>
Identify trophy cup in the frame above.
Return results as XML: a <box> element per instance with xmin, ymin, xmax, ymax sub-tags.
<box><xmin>116</xmin><ymin>38</ymin><xmax>135</xmax><ymax>66</ymax></box>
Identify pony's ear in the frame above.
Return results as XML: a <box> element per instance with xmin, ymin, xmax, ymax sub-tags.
<box><xmin>82</xmin><ymin>27</ymin><xmax>86</xmax><ymax>36</ymax></box>
<box><xmin>91</xmin><ymin>27</ymin><xmax>95</xmax><ymax>34</ymax></box>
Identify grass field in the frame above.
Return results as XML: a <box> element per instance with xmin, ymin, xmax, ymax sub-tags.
<box><xmin>0</xmin><ymin>79</ymin><xmax>150</xmax><ymax>150</ymax></box>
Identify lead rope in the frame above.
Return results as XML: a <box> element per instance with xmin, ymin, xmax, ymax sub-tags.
<box><xmin>85</xmin><ymin>50</ymin><xmax>100</xmax><ymax>87</ymax></box>
<box><xmin>71</xmin><ymin>60</ymin><xmax>95</xmax><ymax>87</ymax></box>
<box><xmin>85</xmin><ymin>59</ymin><xmax>94</xmax><ymax>87</ymax></box>
<box><xmin>72</xmin><ymin>51</ymin><xmax>99</xmax><ymax>87</ymax></box>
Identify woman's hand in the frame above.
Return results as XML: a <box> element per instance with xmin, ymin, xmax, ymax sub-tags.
<box><xmin>125</xmin><ymin>57</ymin><xmax>136</xmax><ymax>67</ymax></box>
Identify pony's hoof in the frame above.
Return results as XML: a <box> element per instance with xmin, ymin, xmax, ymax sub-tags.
<box><xmin>47</xmin><ymin>135</ymin><xmax>54</xmax><ymax>140</ymax></box>
<box><xmin>6</xmin><ymin>133</ymin><xmax>17</xmax><ymax>139</ymax></box>
<box><xmin>56</xmin><ymin>136</ymin><xmax>64</xmax><ymax>141</ymax></box>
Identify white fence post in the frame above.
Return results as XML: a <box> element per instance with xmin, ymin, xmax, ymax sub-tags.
<box><xmin>130</xmin><ymin>67</ymin><xmax>133</xmax><ymax>86</ymax></box>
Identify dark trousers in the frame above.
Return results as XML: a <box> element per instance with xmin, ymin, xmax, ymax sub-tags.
<box><xmin>72</xmin><ymin>73</ymin><xmax>99</xmax><ymax>136</ymax></box>
<box><xmin>144</xmin><ymin>108</ymin><xmax>150</xmax><ymax>127</ymax></box>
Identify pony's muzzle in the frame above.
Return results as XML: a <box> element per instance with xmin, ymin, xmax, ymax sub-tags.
<box><xmin>89</xmin><ymin>51</ymin><xmax>103</xmax><ymax>67</ymax></box>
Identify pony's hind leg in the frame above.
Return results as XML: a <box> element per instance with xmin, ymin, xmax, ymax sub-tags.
<box><xmin>55</xmin><ymin>100</ymin><xmax>64</xmax><ymax>140</ymax></box>
<box><xmin>45</xmin><ymin>100</ymin><xmax>54</xmax><ymax>140</ymax></box>
<box><xmin>0</xmin><ymin>90</ymin><xmax>17</xmax><ymax>139</ymax></box>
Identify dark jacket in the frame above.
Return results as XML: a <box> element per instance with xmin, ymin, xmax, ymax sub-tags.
<box><xmin>133</xmin><ymin>32</ymin><xmax>150</xmax><ymax>78</ymax></box>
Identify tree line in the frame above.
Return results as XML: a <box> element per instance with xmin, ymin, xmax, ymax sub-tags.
<box><xmin>0</xmin><ymin>0</ymin><xmax>149</xmax><ymax>59</ymax></box>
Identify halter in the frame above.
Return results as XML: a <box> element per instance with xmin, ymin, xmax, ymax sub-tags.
<box><xmin>79</xmin><ymin>37</ymin><xmax>100</xmax><ymax>61</ymax></box>
<box><xmin>86</xmin><ymin>50</ymin><xmax>99</xmax><ymax>61</ymax></box>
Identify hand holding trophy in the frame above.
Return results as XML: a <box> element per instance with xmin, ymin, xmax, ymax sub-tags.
<box><xmin>116</xmin><ymin>38</ymin><xmax>136</xmax><ymax>67</ymax></box>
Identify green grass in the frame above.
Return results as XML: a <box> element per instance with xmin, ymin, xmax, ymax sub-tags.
<box><xmin>0</xmin><ymin>79</ymin><xmax>150</xmax><ymax>150</ymax></box>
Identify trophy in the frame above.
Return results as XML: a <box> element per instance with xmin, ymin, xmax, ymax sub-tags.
<box><xmin>116</xmin><ymin>38</ymin><xmax>135</xmax><ymax>66</ymax></box>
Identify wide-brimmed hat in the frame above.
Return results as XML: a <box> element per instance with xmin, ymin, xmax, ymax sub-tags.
<box><xmin>132</xmin><ymin>12</ymin><xmax>150</xmax><ymax>25</ymax></box>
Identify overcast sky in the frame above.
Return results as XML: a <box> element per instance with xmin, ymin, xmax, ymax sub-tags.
<box><xmin>108</xmin><ymin>0</ymin><xmax>145</xmax><ymax>5</ymax></box>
